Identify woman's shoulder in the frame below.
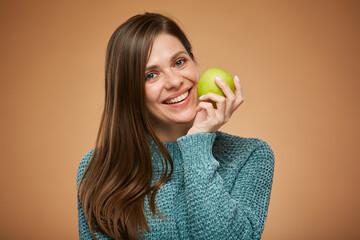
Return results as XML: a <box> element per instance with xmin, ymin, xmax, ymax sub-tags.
<box><xmin>213</xmin><ymin>131</ymin><xmax>274</xmax><ymax>161</ymax></box>
<box><xmin>76</xmin><ymin>149</ymin><xmax>94</xmax><ymax>187</ymax></box>
<box><xmin>215</xmin><ymin>131</ymin><xmax>272</xmax><ymax>149</ymax></box>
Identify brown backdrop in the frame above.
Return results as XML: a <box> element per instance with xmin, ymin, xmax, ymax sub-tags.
<box><xmin>1</xmin><ymin>0</ymin><xmax>359</xmax><ymax>239</ymax></box>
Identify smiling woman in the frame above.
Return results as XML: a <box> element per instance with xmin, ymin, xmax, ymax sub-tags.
<box><xmin>77</xmin><ymin>12</ymin><xmax>274</xmax><ymax>240</ymax></box>
<box><xmin>144</xmin><ymin>34</ymin><xmax>199</xmax><ymax>141</ymax></box>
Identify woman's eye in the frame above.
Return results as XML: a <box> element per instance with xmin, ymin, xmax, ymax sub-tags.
<box><xmin>146</xmin><ymin>72</ymin><xmax>156</xmax><ymax>80</ymax></box>
<box><xmin>175</xmin><ymin>59</ymin><xmax>185</xmax><ymax>67</ymax></box>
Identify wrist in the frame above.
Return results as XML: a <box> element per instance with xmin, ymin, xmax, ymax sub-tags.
<box><xmin>186</xmin><ymin>128</ymin><xmax>199</xmax><ymax>136</ymax></box>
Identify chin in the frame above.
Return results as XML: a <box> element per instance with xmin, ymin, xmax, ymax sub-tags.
<box><xmin>173</xmin><ymin>112</ymin><xmax>197</xmax><ymax>125</ymax></box>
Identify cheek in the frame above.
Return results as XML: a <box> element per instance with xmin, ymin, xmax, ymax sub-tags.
<box><xmin>144</xmin><ymin>92</ymin><xmax>158</xmax><ymax>118</ymax></box>
<box><xmin>184</xmin><ymin>64</ymin><xmax>199</xmax><ymax>82</ymax></box>
<box><xmin>144</xmin><ymin>85</ymin><xmax>155</xmax><ymax>110</ymax></box>
<box><xmin>144</xmin><ymin>85</ymin><xmax>151</xmax><ymax>101</ymax></box>
<box><xmin>145</xmin><ymin>83</ymin><xmax>162</xmax><ymax>105</ymax></box>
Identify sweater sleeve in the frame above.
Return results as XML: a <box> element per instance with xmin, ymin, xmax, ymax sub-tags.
<box><xmin>177</xmin><ymin>133</ymin><xmax>274</xmax><ymax>240</ymax></box>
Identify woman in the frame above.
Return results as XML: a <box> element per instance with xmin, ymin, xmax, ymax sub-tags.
<box><xmin>77</xmin><ymin>12</ymin><xmax>274</xmax><ymax>240</ymax></box>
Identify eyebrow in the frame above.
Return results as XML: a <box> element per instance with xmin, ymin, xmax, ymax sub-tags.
<box><xmin>145</xmin><ymin>50</ymin><xmax>188</xmax><ymax>71</ymax></box>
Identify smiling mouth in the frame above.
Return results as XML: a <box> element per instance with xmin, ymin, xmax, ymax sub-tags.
<box><xmin>164</xmin><ymin>89</ymin><xmax>191</xmax><ymax>104</ymax></box>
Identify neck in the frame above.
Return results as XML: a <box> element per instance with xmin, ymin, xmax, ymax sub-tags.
<box><xmin>152</xmin><ymin>121</ymin><xmax>193</xmax><ymax>142</ymax></box>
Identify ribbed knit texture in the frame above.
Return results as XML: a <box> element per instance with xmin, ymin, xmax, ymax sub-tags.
<box><xmin>77</xmin><ymin>131</ymin><xmax>274</xmax><ymax>240</ymax></box>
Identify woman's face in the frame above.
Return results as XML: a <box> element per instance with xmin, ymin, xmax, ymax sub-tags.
<box><xmin>145</xmin><ymin>33</ymin><xmax>199</xmax><ymax>132</ymax></box>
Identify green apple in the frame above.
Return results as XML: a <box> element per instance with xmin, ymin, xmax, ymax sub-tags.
<box><xmin>197</xmin><ymin>68</ymin><xmax>235</xmax><ymax>107</ymax></box>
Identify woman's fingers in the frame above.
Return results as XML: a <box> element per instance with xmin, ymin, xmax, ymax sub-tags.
<box><xmin>233</xmin><ymin>75</ymin><xmax>244</xmax><ymax>107</ymax></box>
<box><xmin>189</xmin><ymin>74</ymin><xmax>245</xmax><ymax>135</ymax></box>
<box><xmin>197</xmin><ymin>101</ymin><xmax>217</xmax><ymax>121</ymax></box>
<box><xmin>198</xmin><ymin>75</ymin><xmax>244</xmax><ymax>121</ymax></box>
<box><xmin>215</xmin><ymin>77</ymin><xmax>235</xmax><ymax>102</ymax></box>
<box><xmin>214</xmin><ymin>76</ymin><xmax>237</xmax><ymax>119</ymax></box>
<box><xmin>199</xmin><ymin>92</ymin><xmax>226</xmax><ymax>117</ymax></box>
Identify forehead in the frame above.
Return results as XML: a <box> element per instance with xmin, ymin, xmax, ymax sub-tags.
<box><xmin>147</xmin><ymin>34</ymin><xmax>186</xmax><ymax>65</ymax></box>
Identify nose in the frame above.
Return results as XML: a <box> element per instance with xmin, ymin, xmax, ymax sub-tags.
<box><xmin>163</xmin><ymin>70</ymin><xmax>183</xmax><ymax>90</ymax></box>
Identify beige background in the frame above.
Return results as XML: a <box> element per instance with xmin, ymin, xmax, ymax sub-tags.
<box><xmin>1</xmin><ymin>0</ymin><xmax>359</xmax><ymax>239</ymax></box>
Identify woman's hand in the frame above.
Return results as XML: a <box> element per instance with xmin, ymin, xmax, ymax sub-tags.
<box><xmin>187</xmin><ymin>75</ymin><xmax>244</xmax><ymax>135</ymax></box>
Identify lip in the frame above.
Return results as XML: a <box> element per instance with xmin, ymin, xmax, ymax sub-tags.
<box><xmin>162</xmin><ymin>88</ymin><xmax>193</xmax><ymax>107</ymax></box>
<box><xmin>163</xmin><ymin>88</ymin><xmax>191</xmax><ymax>103</ymax></box>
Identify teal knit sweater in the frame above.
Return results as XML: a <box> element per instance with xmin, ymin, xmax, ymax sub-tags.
<box><xmin>77</xmin><ymin>131</ymin><xmax>274</xmax><ymax>239</ymax></box>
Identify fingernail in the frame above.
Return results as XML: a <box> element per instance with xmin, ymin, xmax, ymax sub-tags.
<box><xmin>215</xmin><ymin>76</ymin><xmax>223</xmax><ymax>82</ymax></box>
<box><xmin>199</xmin><ymin>95</ymin><xmax>205</xmax><ymax>100</ymax></box>
<box><xmin>235</xmin><ymin>75</ymin><xmax>240</xmax><ymax>82</ymax></box>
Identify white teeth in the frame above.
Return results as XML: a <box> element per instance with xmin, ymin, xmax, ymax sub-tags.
<box><xmin>165</xmin><ymin>90</ymin><xmax>189</xmax><ymax>104</ymax></box>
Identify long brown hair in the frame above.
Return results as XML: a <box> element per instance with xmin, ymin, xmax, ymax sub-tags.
<box><xmin>78</xmin><ymin>13</ymin><xmax>194</xmax><ymax>240</ymax></box>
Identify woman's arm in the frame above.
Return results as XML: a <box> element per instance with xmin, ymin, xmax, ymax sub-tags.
<box><xmin>177</xmin><ymin>133</ymin><xmax>274</xmax><ymax>240</ymax></box>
